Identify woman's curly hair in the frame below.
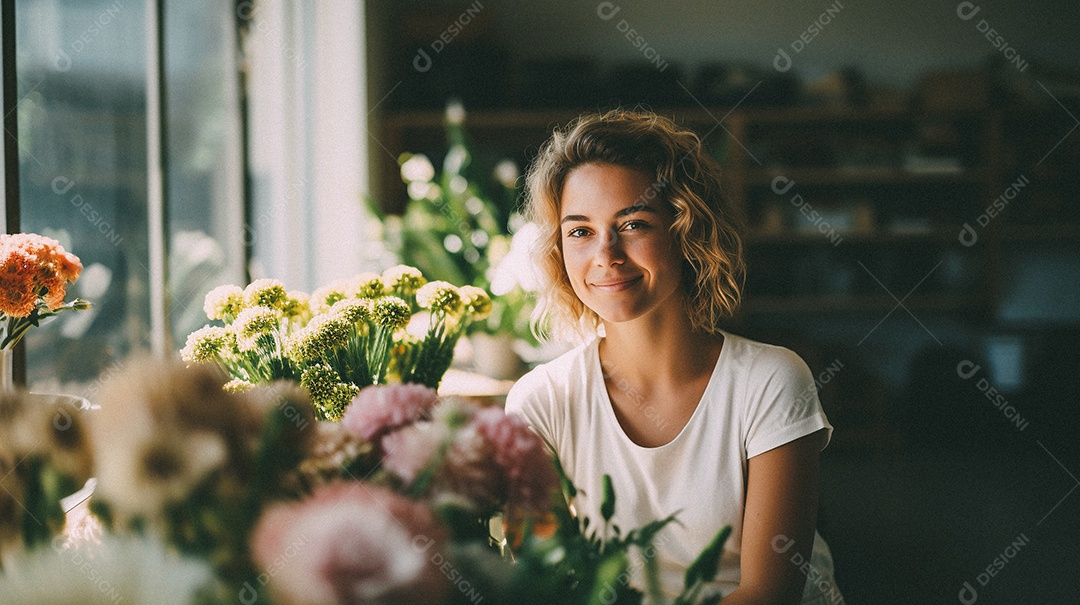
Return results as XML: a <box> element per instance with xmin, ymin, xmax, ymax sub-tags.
<box><xmin>524</xmin><ymin>109</ymin><xmax>746</xmax><ymax>341</ymax></box>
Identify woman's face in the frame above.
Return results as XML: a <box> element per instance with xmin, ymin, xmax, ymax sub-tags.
<box><xmin>559</xmin><ymin>163</ymin><xmax>685</xmax><ymax>326</ymax></box>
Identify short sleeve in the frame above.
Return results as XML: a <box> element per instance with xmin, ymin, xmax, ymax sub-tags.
<box><xmin>504</xmin><ymin>367</ymin><xmax>560</xmax><ymax>457</ymax></box>
<box><xmin>743</xmin><ymin>347</ymin><xmax>833</xmax><ymax>459</ymax></box>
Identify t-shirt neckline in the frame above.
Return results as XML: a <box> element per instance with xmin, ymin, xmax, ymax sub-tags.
<box><xmin>591</xmin><ymin>330</ymin><xmax>730</xmax><ymax>451</ymax></box>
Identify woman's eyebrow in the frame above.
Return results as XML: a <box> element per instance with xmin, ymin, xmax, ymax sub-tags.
<box><xmin>560</xmin><ymin>204</ymin><xmax>658</xmax><ymax>224</ymax></box>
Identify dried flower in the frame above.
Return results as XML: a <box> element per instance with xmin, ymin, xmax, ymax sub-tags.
<box><xmin>340</xmin><ymin>383</ymin><xmax>439</xmax><ymax>441</ymax></box>
<box><xmin>203</xmin><ymin>284</ymin><xmax>245</xmax><ymax>322</ymax></box>
<box><xmin>250</xmin><ymin>483</ymin><xmax>448</xmax><ymax>605</ymax></box>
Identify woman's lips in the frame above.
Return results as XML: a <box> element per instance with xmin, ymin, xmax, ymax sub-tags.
<box><xmin>590</xmin><ymin>276</ymin><xmax>643</xmax><ymax>292</ymax></box>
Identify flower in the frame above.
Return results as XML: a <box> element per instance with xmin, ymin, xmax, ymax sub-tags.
<box><xmin>288</xmin><ymin>314</ymin><xmax>351</xmax><ymax>362</ymax></box>
<box><xmin>179</xmin><ymin>325</ymin><xmax>231</xmax><ymax>363</ymax></box>
<box><xmin>311</xmin><ymin>280</ymin><xmax>352</xmax><ymax>314</ymax></box>
<box><xmin>380</xmin><ymin>420</ymin><xmax>451</xmax><ymax>485</ymax></box>
<box><xmin>472</xmin><ymin>407</ymin><xmax>558</xmax><ymax>512</ymax></box>
<box><xmin>203</xmin><ymin>284</ymin><xmax>245</xmax><ymax>322</ymax></box>
<box><xmin>250</xmin><ymin>482</ymin><xmax>448</xmax><ymax>605</ymax></box>
<box><xmin>351</xmin><ymin>272</ymin><xmax>387</xmax><ymax>299</ymax></box>
<box><xmin>244</xmin><ymin>278</ymin><xmax>289</xmax><ymax>310</ymax></box>
<box><xmin>416</xmin><ymin>281</ymin><xmax>463</xmax><ymax>315</ymax></box>
<box><xmin>89</xmin><ymin>360</ymin><xmax>264</xmax><ymax>523</ymax></box>
<box><xmin>400</xmin><ymin>154</ymin><xmax>436</xmax><ymax>184</ymax></box>
<box><xmin>459</xmin><ymin>285</ymin><xmax>493</xmax><ymax>320</ymax></box>
<box><xmin>300</xmin><ymin>363</ymin><xmax>359</xmax><ymax>421</ymax></box>
<box><xmin>330</xmin><ymin>298</ymin><xmax>373</xmax><ymax>325</ymax></box>
<box><xmin>0</xmin><ymin>534</ymin><xmax>218</xmax><ymax>605</ymax></box>
<box><xmin>232</xmin><ymin>306</ymin><xmax>281</xmax><ymax>351</ymax></box>
<box><xmin>340</xmin><ymin>383</ymin><xmax>439</xmax><ymax>441</ymax></box>
<box><xmin>382</xmin><ymin>265</ymin><xmax>427</xmax><ymax>300</ymax></box>
<box><xmin>283</xmin><ymin>290</ymin><xmax>312</xmax><ymax>321</ymax></box>
<box><xmin>0</xmin><ymin>234</ymin><xmax>87</xmax><ymax>348</ymax></box>
<box><xmin>372</xmin><ymin>296</ymin><xmax>412</xmax><ymax>329</ymax></box>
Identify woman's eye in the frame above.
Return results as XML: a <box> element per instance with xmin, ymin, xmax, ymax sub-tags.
<box><xmin>567</xmin><ymin>227</ymin><xmax>590</xmax><ymax>238</ymax></box>
<box><xmin>622</xmin><ymin>220</ymin><xmax>648</xmax><ymax>231</ymax></box>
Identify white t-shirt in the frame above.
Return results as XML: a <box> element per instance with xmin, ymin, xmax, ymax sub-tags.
<box><xmin>505</xmin><ymin>330</ymin><xmax>843</xmax><ymax>604</ymax></box>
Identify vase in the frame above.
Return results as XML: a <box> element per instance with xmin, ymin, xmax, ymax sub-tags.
<box><xmin>1</xmin><ymin>347</ymin><xmax>12</xmax><ymax>392</ymax></box>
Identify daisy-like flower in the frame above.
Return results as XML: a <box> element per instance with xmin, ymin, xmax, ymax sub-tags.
<box><xmin>232</xmin><ymin>306</ymin><xmax>281</xmax><ymax>352</ymax></box>
<box><xmin>415</xmin><ymin>281</ymin><xmax>462</xmax><ymax>315</ymax></box>
<box><xmin>458</xmin><ymin>285</ymin><xmax>493</xmax><ymax>321</ymax></box>
<box><xmin>288</xmin><ymin>314</ymin><xmax>351</xmax><ymax>362</ymax></box>
<box><xmin>203</xmin><ymin>284</ymin><xmax>245</xmax><ymax>322</ymax></box>
<box><xmin>243</xmin><ymin>278</ymin><xmax>289</xmax><ymax>310</ymax></box>
<box><xmin>372</xmin><ymin>296</ymin><xmax>412</xmax><ymax>329</ymax></box>
<box><xmin>250</xmin><ymin>483</ymin><xmax>448</xmax><ymax>605</ymax></box>
<box><xmin>179</xmin><ymin>325</ymin><xmax>231</xmax><ymax>364</ymax></box>
<box><xmin>382</xmin><ymin>265</ymin><xmax>427</xmax><ymax>300</ymax></box>
<box><xmin>340</xmin><ymin>383</ymin><xmax>439</xmax><ymax>441</ymax></box>
<box><xmin>300</xmin><ymin>363</ymin><xmax>359</xmax><ymax>421</ymax></box>
<box><xmin>351</xmin><ymin>272</ymin><xmax>387</xmax><ymax>299</ymax></box>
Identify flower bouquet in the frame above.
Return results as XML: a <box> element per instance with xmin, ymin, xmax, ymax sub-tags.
<box><xmin>0</xmin><ymin>355</ymin><xmax>731</xmax><ymax>604</ymax></box>
<box><xmin>0</xmin><ymin>233</ymin><xmax>89</xmax><ymax>352</ymax></box>
<box><xmin>181</xmin><ymin>266</ymin><xmax>491</xmax><ymax>421</ymax></box>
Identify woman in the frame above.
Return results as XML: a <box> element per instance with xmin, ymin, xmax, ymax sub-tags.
<box><xmin>505</xmin><ymin>110</ymin><xmax>843</xmax><ymax>604</ymax></box>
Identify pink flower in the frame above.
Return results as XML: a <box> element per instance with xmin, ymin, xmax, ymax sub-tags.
<box><xmin>472</xmin><ymin>407</ymin><xmax>559</xmax><ymax>512</ymax></box>
<box><xmin>381</xmin><ymin>421</ymin><xmax>449</xmax><ymax>484</ymax></box>
<box><xmin>341</xmin><ymin>383</ymin><xmax>439</xmax><ymax>441</ymax></box>
<box><xmin>250</xmin><ymin>482</ymin><xmax>448</xmax><ymax>605</ymax></box>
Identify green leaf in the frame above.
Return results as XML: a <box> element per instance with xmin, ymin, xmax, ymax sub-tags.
<box><xmin>600</xmin><ymin>474</ymin><xmax>615</xmax><ymax>522</ymax></box>
<box><xmin>682</xmin><ymin>525</ymin><xmax>732</xmax><ymax>592</ymax></box>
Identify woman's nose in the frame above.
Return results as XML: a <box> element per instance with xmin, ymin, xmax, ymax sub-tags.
<box><xmin>595</xmin><ymin>228</ymin><xmax>625</xmax><ymax>266</ymax></box>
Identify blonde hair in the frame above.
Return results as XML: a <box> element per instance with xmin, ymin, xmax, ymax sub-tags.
<box><xmin>524</xmin><ymin>110</ymin><xmax>746</xmax><ymax>341</ymax></box>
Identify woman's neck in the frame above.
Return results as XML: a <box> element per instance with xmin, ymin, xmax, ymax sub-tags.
<box><xmin>598</xmin><ymin>309</ymin><xmax>723</xmax><ymax>385</ymax></box>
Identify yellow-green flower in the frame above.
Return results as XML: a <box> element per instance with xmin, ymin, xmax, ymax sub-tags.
<box><xmin>282</xmin><ymin>290</ymin><xmax>311</xmax><ymax>321</ymax></box>
<box><xmin>458</xmin><ymin>285</ymin><xmax>493</xmax><ymax>321</ymax></box>
<box><xmin>415</xmin><ymin>281</ymin><xmax>463</xmax><ymax>315</ymax></box>
<box><xmin>300</xmin><ymin>363</ymin><xmax>359</xmax><ymax>421</ymax></box>
<box><xmin>330</xmin><ymin>298</ymin><xmax>372</xmax><ymax>325</ymax></box>
<box><xmin>233</xmin><ymin>306</ymin><xmax>281</xmax><ymax>352</ymax></box>
<box><xmin>223</xmin><ymin>378</ymin><xmax>253</xmax><ymax>393</ymax></box>
<box><xmin>288</xmin><ymin>314</ymin><xmax>351</xmax><ymax>361</ymax></box>
<box><xmin>372</xmin><ymin>296</ymin><xmax>411</xmax><ymax>329</ymax></box>
<box><xmin>382</xmin><ymin>265</ymin><xmax>427</xmax><ymax>299</ymax></box>
<box><xmin>203</xmin><ymin>285</ymin><xmax>244</xmax><ymax>322</ymax></box>
<box><xmin>311</xmin><ymin>280</ymin><xmax>351</xmax><ymax>314</ymax></box>
<box><xmin>243</xmin><ymin>278</ymin><xmax>288</xmax><ymax>310</ymax></box>
<box><xmin>351</xmin><ymin>273</ymin><xmax>387</xmax><ymax>299</ymax></box>
<box><xmin>180</xmin><ymin>325</ymin><xmax>230</xmax><ymax>363</ymax></box>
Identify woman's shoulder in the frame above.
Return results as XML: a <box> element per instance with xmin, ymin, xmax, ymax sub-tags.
<box><xmin>719</xmin><ymin>330</ymin><xmax>812</xmax><ymax>380</ymax></box>
<box><xmin>506</xmin><ymin>338</ymin><xmax>597</xmax><ymax>409</ymax></box>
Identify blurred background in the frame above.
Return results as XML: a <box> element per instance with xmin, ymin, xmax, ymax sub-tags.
<box><xmin>4</xmin><ymin>1</ymin><xmax>1079</xmax><ymax>603</ymax></box>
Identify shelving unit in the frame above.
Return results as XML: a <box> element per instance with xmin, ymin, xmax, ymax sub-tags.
<box><xmin>379</xmin><ymin>104</ymin><xmax>1004</xmax><ymax>321</ymax></box>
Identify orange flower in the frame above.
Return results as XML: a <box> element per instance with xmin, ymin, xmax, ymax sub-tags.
<box><xmin>0</xmin><ymin>233</ymin><xmax>82</xmax><ymax>318</ymax></box>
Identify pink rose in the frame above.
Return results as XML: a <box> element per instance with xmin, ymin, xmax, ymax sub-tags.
<box><xmin>472</xmin><ymin>407</ymin><xmax>558</xmax><ymax>512</ymax></box>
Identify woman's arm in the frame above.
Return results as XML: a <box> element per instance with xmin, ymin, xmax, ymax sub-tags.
<box><xmin>722</xmin><ymin>428</ymin><xmax>829</xmax><ymax>605</ymax></box>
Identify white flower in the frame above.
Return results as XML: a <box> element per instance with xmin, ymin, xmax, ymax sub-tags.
<box><xmin>489</xmin><ymin>221</ymin><xmax>543</xmax><ymax>295</ymax></box>
<box><xmin>400</xmin><ymin>154</ymin><xmax>435</xmax><ymax>183</ymax></box>
<box><xmin>494</xmin><ymin>159</ymin><xmax>520</xmax><ymax>188</ymax></box>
